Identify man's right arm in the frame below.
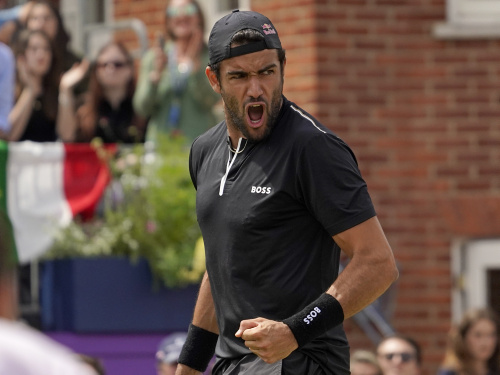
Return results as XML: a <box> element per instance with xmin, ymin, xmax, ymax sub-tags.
<box><xmin>175</xmin><ymin>271</ymin><xmax>219</xmax><ymax>375</ymax></box>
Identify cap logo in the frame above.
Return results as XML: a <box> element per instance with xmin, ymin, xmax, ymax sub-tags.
<box><xmin>262</xmin><ymin>23</ymin><xmax>276</xmax><ymax>35</ymax></box>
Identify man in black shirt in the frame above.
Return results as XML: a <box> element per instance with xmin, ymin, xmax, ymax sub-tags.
<box><xmin>176</xmin><ymin>9</ymin><xmax>399</xmax><ymax>375</ymax></box>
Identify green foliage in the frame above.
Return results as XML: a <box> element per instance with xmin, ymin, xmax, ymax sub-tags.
<box><xmin>46</xmin><ymin>135</ymin><xmax>204</xmax><ymax>288</ymax></box>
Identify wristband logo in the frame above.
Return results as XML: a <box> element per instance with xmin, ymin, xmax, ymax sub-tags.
<box><xmin>303</xmin><ymin>307</ymin><xmax>322</xmax><ymax>325</ymax></box>
<box><xmin>251</xmin><ymin>186</ymin><xmax>272</xmax><ymax>194</ymax></box>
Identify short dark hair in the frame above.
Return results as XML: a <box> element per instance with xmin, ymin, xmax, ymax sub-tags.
<box><xmin>377</xmin><ymin>334</ymin><xmax>422</xmax><ymax>365</ymax></box>
<box><xmin>208</xmin><ymin>28</ymin><xmax>286</xmax><ymax>83</ymax></box>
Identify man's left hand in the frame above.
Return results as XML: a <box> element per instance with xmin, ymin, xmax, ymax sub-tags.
<box><xmin>235</xmin><ymin>318</ymin><xmax>298</xmax><ymax>364</ymax></box>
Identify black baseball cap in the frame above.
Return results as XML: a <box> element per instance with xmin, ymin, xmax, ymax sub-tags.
<box><xmin>208</xmin><ymin>9</ymin><xmax>282</xmax><ymax>65</ymax></box>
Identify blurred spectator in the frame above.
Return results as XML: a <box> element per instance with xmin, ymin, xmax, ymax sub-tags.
<box><xmin>439</xmin><ymin>308</ymin><xmax>500</xmax><ymax>375</ymax></box>
<box><xmin>156</xmin><ymin>332</ymin><xmax>187</xmax><ymax>375</ymax></box>
<box><xmin>376</xmin><ymin>334</ymin><xmax>422</xmax><ymax>375</ymax></box>
<box><xmin>0</xmin><ymin>211</ymin><xmax>94</xmax><ymax>375</ymax></box>
<box><xmin>0</xmin><ymin>1</ymin><xmax>34</xmax><ymax>43</ymax></box>
<box><xmin>0</xmin><ymin>41</ymin><xmax>14</xmax><ymax>138</ymax></box>
<box><xmin>77</xmin><ymin>354</ymin><xmax>106</xmax><ymax>375</ymax></box>
<box><xmin>23</xmin><ymin>0</ymin><xmax>80</xmax><ymax>72</ymax></box>
<box><xmin>133</xmin><ymin>0</ymin><xmax>220</xmax><ymax>144</ymax></box>
<box><xmin>351</xmin><ymin>349</ymin><xmax>382</xmax><ymax>375</ymax></box>
<box><xmin>0</xmin><ymin>2</ymin><xmax>21</xmax><ymax>28</ymax></box>
<box><xmin>74</xmin><ymin>41</ymin><xmax>146</xmax><ymax>143</ymax></box>
<box><xmin>8</xmin><ymin>29</ymin><xmax>81</xmax><ymax>142</ymax></box>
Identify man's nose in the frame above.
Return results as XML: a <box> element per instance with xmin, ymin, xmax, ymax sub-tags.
<box><xmin>247</xmin><ymin>75</ymin><xmax>263</xmax><ymax>98</ymax></box>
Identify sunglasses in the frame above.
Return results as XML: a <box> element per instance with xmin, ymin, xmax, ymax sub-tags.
<box><xmin>166</xmin><ymin>3</ymin><xmax>198</xmax><ymax>17</ymax></box>
<box><xmin>96</xmin><ymin>61</ymin><xmax>129</xmax><ymax>69</ymax></box>
<box><xmin>380</xmin><ymin>352</ymin><xmax>415</xmax><ymax>363</ymax></box>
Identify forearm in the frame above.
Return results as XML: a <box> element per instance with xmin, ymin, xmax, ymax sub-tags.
<box><xmin>283</xmin><ymin>216</ymin><xmax>398</xmax><ymax>349</ymax></box>
<box><xmin>191</xmin><ymin>271</ymin><xmax>218</xmax><ymax>334</ymax></box>
<box><xmin>56</xmin><ymin>89</ymin><xmax>77</xmax><ymax>142</ymax></box>
<box><xmin>8</xmin><ymin>88</ymin><xmax>35</xmax><ymax>141</ymax></box>
<box><xmin>329</xmin><ymin>217</ymin><xmax>399</xmax><ymax>318</ymax></box>
<box><xmin>176</xmin><ymin>271</ymin><xmax>218</xmax><ymax>375</ymax></box>
<box><xmin>327</xmin><ymin>253</ymin><xmax>397</xmax><ymax>318</ymax></box>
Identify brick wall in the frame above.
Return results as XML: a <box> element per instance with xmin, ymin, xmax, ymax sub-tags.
<box><xmin>113</xmin><ymin>1</ymin><xmax>500</xmax><ymax>374</ymax></box>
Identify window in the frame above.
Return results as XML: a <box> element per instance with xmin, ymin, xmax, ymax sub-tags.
<box><xmin>60</xmin><ymin>0</ymin><xmax>148</xmax><ymax>60</ymax></box>
<box><xmin>200</xmin><ymin>0</ymin><xmax>250</xmax><ymax>38</ymax></box>
<box><xmin>452</xmin><ymin>239</ymin><xmax>500</xmax><ymax>322</ymax></box>
<box><xmin>434</xmin><ymin>0</ymin><xmax>500</xmax><ymax>39</ymax></box>
<box><xmin>60</xmin><ymin>0</ymin><xmax>111</xmax><ymax>55</ymax></box>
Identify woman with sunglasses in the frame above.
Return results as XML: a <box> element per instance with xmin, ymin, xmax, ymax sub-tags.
<box><xmin>73</xmin><ymin>42</ymin><xmax>146</xmax><ymax>143</ymax></box>
<box><xmin>439</xmin><ymin>308</ymin><xmax>500</xmax><ymax>375</ymax></box>
<box><xmin>133</xmin><ymin>0</ymin><xmax>220</xmax><ymax>144</ymax></box>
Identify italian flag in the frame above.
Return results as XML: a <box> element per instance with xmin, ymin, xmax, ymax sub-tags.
<box><xmin>0</xmin><ymin>141</ymin><xmax>113</xmax><ymax>264</ymax></box>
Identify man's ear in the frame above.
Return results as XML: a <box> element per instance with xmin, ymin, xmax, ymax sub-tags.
<box><xmin>205</xmin><ymin>67</ymin><xmax>221</xmax><ymax>94</ymax></box>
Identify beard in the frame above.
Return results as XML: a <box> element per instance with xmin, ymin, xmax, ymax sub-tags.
<box><xmin>221</xmin><ymin>83</ymin><xmax>283</xmax><ymax>144</ymax></box>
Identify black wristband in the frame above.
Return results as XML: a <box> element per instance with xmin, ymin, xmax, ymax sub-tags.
<box><xmin>282</xmin><ymin>293</ymin><xmax>344</xmax><ymax>348</ymax></box>
<box><xmin>177</xmin><ymin>324</ymin><xmax>218</xmax><ymax>372</ymax></box>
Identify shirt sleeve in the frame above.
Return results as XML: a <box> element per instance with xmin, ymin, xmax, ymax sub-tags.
<box><xmin>189</xmin><ymin>139</ymin><xmax>199</xmax><ymax>190</ymax></box>
<box><xmin>0</xmin><ymin>43</ymin><xmax>14</xmax><ymax>133</ymax></box>
<box><xmin>295</xmin><ymin>132</ymin><xmax>376</xmax><ymax>236</ymax></box>
<box><xmin>132</xmin><ymin>49</ymin><xmax>164</xmax><ymax>118</ymax></box>
<box><xmin>186</xmin><ymin>47</ymin><xmax>220</xmax><ymax>112</ymax></box>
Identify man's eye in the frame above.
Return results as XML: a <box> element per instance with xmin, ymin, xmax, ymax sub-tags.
<box><xmin>229</xmin><ymin>74</ymin><xmax>243</xmax><ymax>80</ymax></box>
<box><xmin>262</xmin><ymin>69</ymin><xmax>274</xmax><ymax>76</ymax></box>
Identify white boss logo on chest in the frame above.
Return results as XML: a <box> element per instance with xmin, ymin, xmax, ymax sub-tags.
<box><xmin>251</xmin><ymin>186</ymin><xmax>272</xmax><ymax>194</ymax></box>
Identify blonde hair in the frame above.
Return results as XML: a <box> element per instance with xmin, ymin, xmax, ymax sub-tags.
<box><xmin>351</xmin><ymin>350</ymin><xmax>382</xmax><ymax>375</ymax></box>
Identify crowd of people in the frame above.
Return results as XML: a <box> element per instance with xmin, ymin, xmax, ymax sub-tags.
<box><xmin>0</xmin><ymin>0</ymin><xmax>220</xmax><ymax>145</ymax></box>
<box><xmin>349</xmin><ymin>310</ymin><xmax>500</xmax><ymax>375</ymax></box>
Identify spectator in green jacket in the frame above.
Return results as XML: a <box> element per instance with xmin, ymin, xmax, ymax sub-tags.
<box><xmin>133</xmin><ymin>0</ymin><xmax>221</xmax><ymax>144</ymax></box>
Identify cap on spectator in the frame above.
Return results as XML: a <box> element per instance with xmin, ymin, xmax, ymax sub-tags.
<box><xmin>156</xmin><ymin>332</ymin><xmax>187</xmax><ymax>364</ymax></box>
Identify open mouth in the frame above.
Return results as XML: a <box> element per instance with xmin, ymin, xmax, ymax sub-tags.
<box><xmin>247</xmin><ymin>104</ymin><xmax>264</xmax><ymax>127</ymax></box>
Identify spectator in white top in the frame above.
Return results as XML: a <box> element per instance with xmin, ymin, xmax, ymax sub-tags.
<box><xmin>0</xmin><ymin>211</ymin><xmax>95</xmax><ymax>375</ymax></box>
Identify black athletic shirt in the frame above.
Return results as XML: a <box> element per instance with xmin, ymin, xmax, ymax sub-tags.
<box><xmin>189</xmin><ymin>96</ymin><xmax>376</xmax><ymax>374</ymax></box>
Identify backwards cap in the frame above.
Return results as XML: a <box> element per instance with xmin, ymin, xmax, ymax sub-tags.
<box><xmin>208</xmin><ymin>10</ymin><xmax>282</xmax><ymax>65</ymax></box>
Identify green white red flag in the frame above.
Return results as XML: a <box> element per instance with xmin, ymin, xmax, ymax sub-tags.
<box><xmin>0</xmin><ymin>141</ymin><xmax>112</xmax><ymax>263</ymax></box>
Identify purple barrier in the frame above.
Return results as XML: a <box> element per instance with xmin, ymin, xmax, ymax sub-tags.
<box><xmin>49</xmin><ymin>332</ymin><xmax>214</xmax><ymax>375</ymax></box>
<box><xmin>49</xmin><ymin>332</ymin><xmax>168</xmax><ymax>375</ymax></box>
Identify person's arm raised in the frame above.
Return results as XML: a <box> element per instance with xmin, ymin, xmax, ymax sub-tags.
<box><xmin>56</xmin><ymin>59</ymin><xmax>90</xmax><ymax>142</ymax></box>
<box><xmin>8</xmin><ymin>57</ymin><xmax>39</xmax><ymax>141</ymax></box>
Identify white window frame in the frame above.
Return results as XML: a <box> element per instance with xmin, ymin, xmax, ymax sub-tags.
<box><xmin>434</xmin><ymin>0</ymin><xmax>500</xmax><ymax>39</ymax></box>
<box><xmin>200</xmin><ymin>0</ymin><xmax>251</xmax><ymax>40</ymax></box>
<box><xmin>60</xmin><ymin>0</ymin><xmax>113</xmax><ymax>56</ymax></box>
<box><xmin>451</xmin><ymin>238</ymin><xmax>500</xmax><ymax>323</ymax></box>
